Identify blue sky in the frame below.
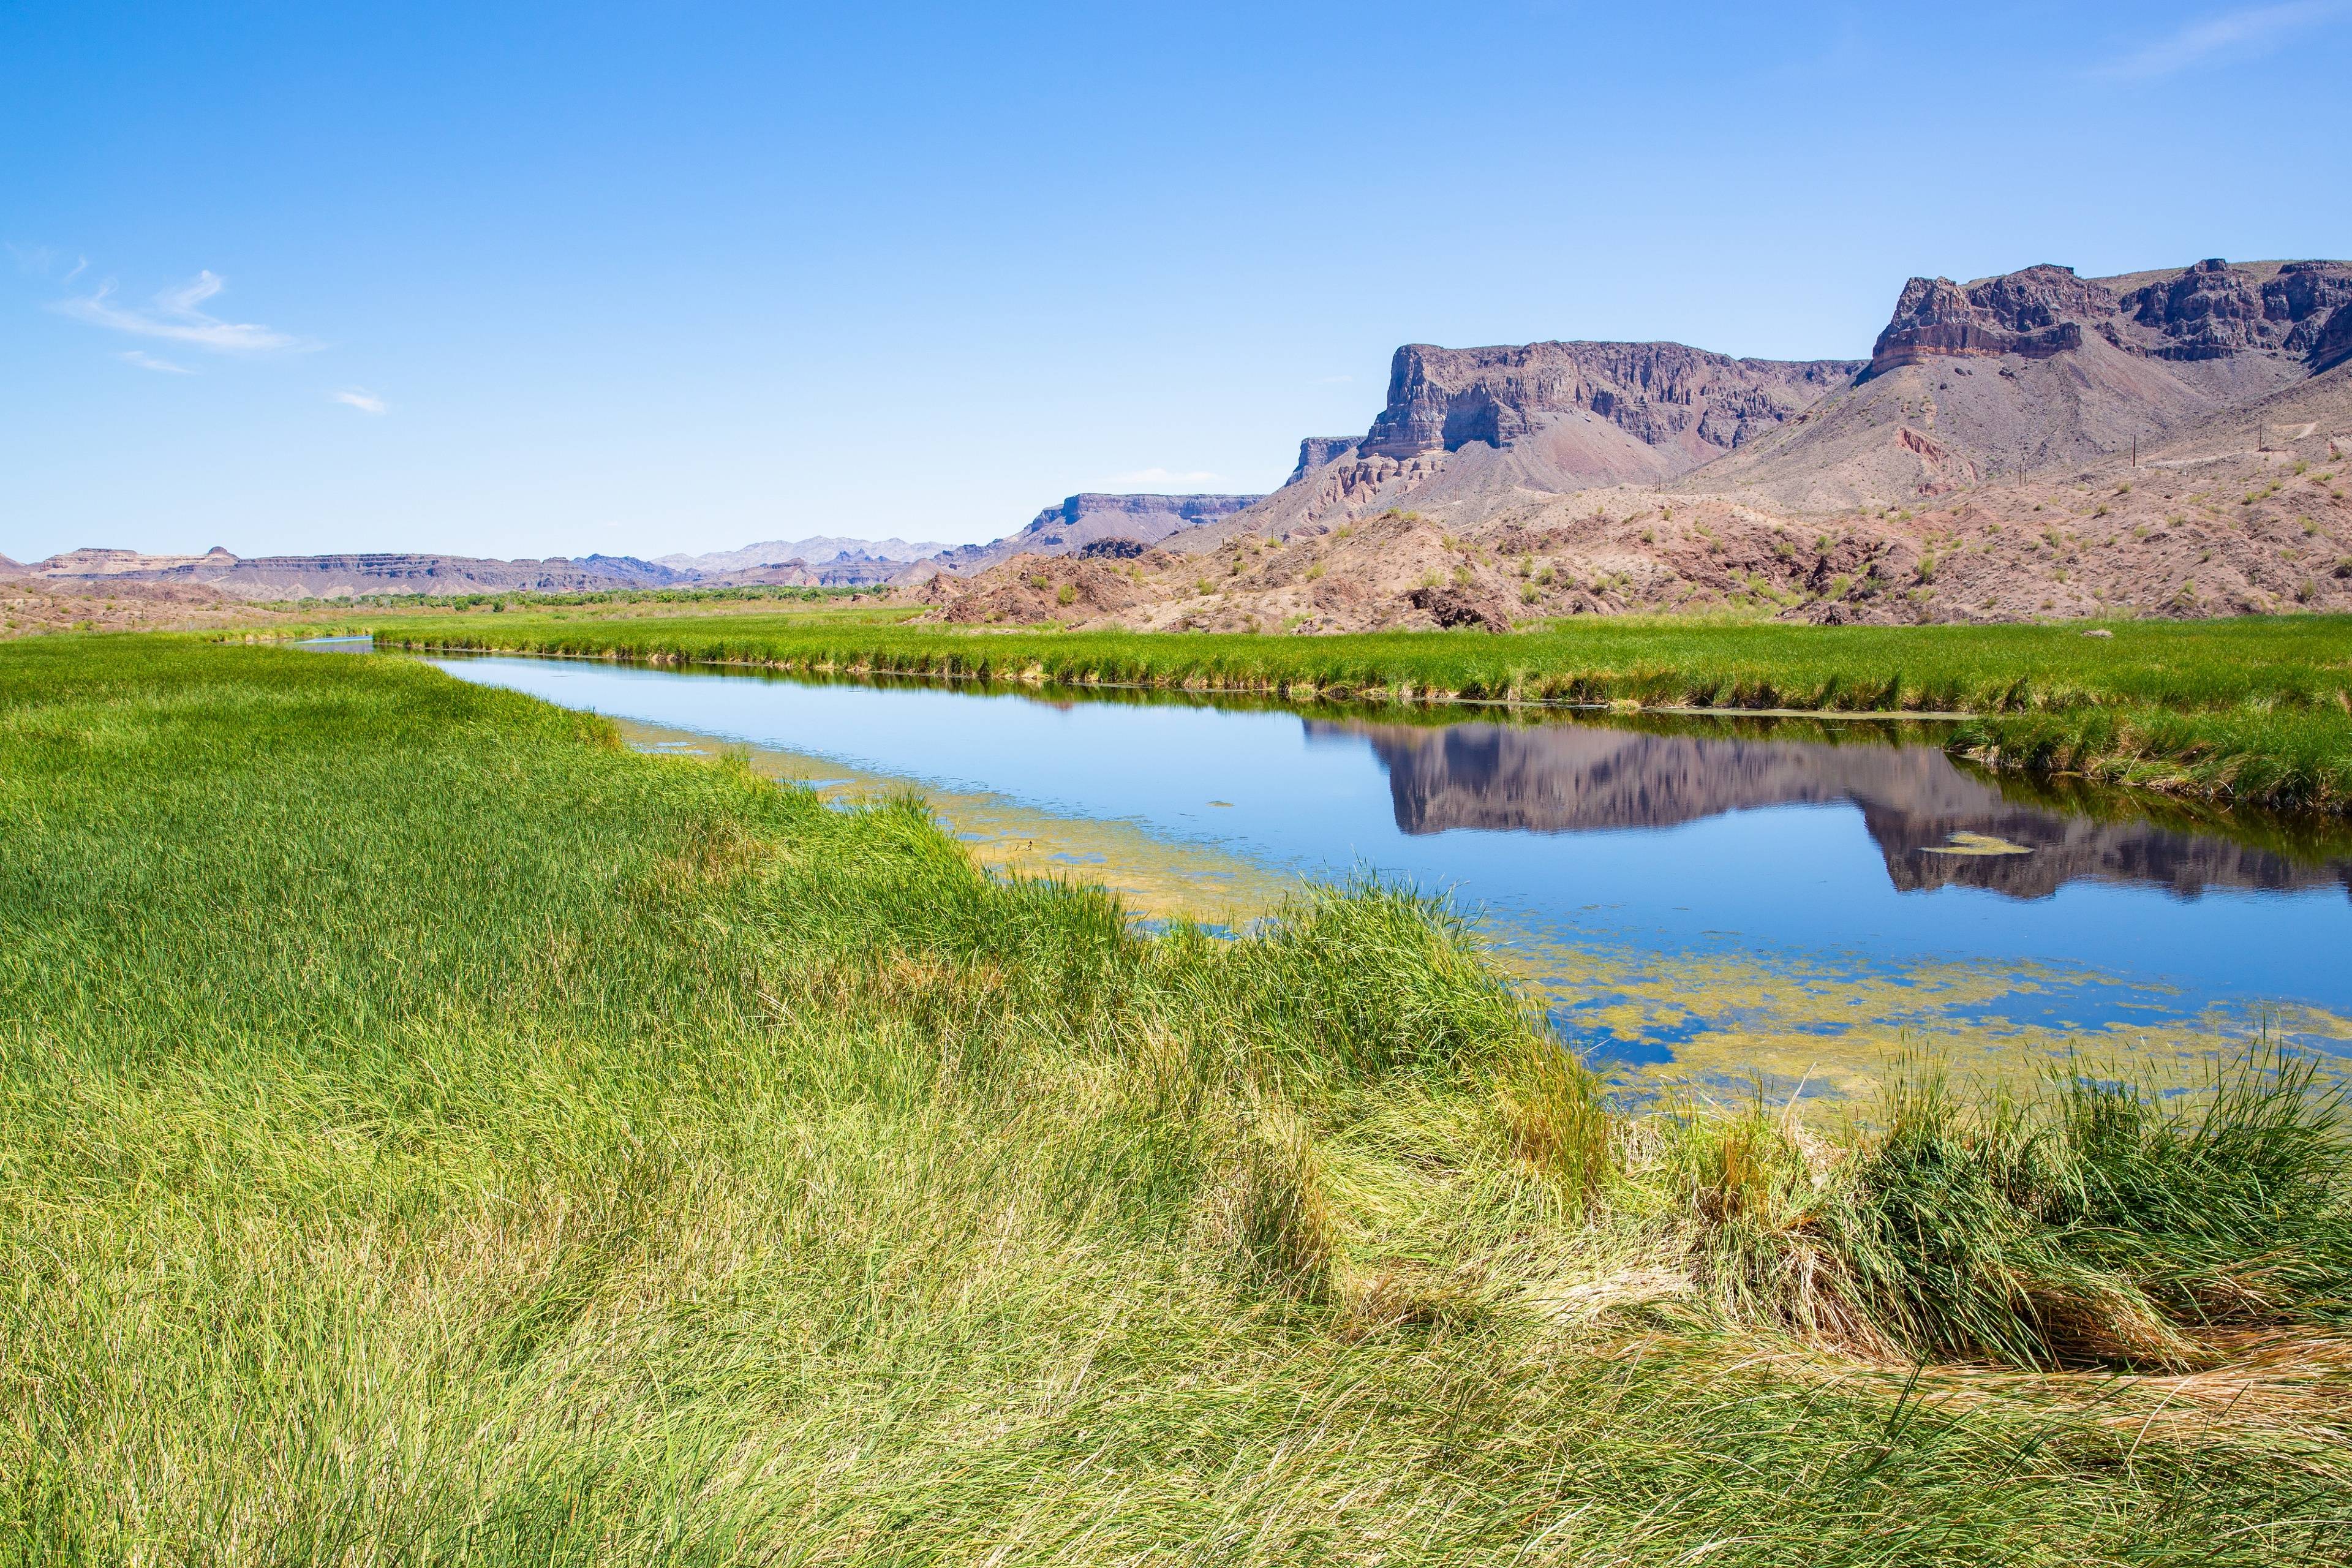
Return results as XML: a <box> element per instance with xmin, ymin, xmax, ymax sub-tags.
<box><xmin>5</xmin><ymin>1</ymin><xmax>2348</xmax><ymax>562</ymax></box>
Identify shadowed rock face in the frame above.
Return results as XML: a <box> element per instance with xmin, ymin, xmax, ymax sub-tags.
<box><xmin>1288</xmin><ymin>437</ymin><xmax>1362</xmax><ymax>484</ymax></box>
<box><xmin>1315</xmin><ymin>719</ymin><xmax>2352</xmax><ymax>902</ymax></box>
<box><xmin>2311</xmin><ymin>303</ymin><xmax>2352</xmax><ymax>374</ymax></box>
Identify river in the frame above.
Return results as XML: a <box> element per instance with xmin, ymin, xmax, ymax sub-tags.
<box><xmin>407</xmin><ymin>647</ymin><xmax>2352</xmax><ymax>1098</ymax></box>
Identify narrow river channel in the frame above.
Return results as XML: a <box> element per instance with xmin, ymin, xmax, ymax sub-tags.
<box><xmin>402</xmin><ymin>647</ymin><xmax>2352</xmax><ymax>1097</ymax></box>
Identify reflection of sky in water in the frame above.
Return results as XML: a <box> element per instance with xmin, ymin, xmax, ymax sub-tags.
<box><xmin>429</xmin><ymin>657</ymin><xmax>2352</xmax><ymax>1069</ymax></box>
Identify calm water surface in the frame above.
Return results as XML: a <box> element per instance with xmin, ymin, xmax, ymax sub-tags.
<box><xmin>423</xmin><ymin>652</ymin><xmax>2352</xmax><ymax>1090</ymax></box>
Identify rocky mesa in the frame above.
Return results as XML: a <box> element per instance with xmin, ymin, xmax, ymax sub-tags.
<box><xmin>921</xmin><ymin>257</ymin><xmax>2352</xmax><ymax>632</ymax></box>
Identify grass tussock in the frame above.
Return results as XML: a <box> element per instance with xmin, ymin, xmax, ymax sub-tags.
<box><xmin>4</xmin><ymin>635</ymin><xmax>2351</xmax><ymax>1564</ymax></box>
<box><xmin>1664</xmin><ymin>1052</ymin><xmax>2352</xmax><ymax>1371</ymax></box>
<box><xmin>349</xmin><ymin>610</ymin><xmax>2352</xmax><ymax>812</ymax></box>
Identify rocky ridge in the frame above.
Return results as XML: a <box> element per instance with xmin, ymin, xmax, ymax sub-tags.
<box><xmin>1863</xmin><ymin>260</ymin><xmax>2352</xmax><ymax>379</ymax></box>
<box><xmin>18</xmin><ymin>533</ymin><xmax>949</xmax><ymax>599</ymax></box>
<box><xmin>924</xmin><ymin>257</ymin><xmax>2352</xmax><ymax>630</ymax></box>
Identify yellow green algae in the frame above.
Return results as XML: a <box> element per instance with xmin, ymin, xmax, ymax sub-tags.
<box><xmin>1494</xmin><ymin>927</ymin><xmax>2352</xmax><ymax>1104</ymax></box>
<box><xmin>1918</xmin><ymin>830</ymin><xmax>2036</xmax><ymax>856</ymax></box>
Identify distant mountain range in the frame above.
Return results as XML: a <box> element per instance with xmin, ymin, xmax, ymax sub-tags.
<box><xmin>18</xmin><ymin>255</ymin><xmax>2351</xmax><ymax>623</ymax></box>
<box><xmin>9</xmin><ymin>503</ymin><xmax>1258</xmax><ymax>599</ymax></box>
<box><xmin>911</xmin><ymin>494</ymin><xmax>1264</xmax><ymax>579</ymax></box>
<box><xmin>655</xmin><ymin>536</ymin><xmax>949</xmax><ymax>573</ymax></box>
<box><xmin>10</xmin><ymin>547</ymin><xmax>689</xmax><ymax>598</ymax></box>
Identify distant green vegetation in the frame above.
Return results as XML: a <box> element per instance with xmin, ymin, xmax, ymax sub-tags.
<box><xmin>360</xmin><ymin>611</ymin><xmax>2352</xmax><ymax>812</ymax></box>
<box><xmin>255</xmin><ymin>579</ymin><xmax>882</xmax><ymax>616</ymax></box>
<box><xmin>5</xmin><ymin>635</ymin><xmax>2351</xmax><ymax>1562</ymax></box>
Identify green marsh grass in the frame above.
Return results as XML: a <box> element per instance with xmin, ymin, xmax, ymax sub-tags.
<box><xmin>5</xmin><ymin>635</ymin><xmax>2351</xmax><ymax>1563</ymax></box>
<box><xmin>352</xmin><ymin>611</ymin><xmax>2352</xmax><ymax>812</ymax></box>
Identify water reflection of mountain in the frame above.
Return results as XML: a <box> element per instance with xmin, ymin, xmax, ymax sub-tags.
<box><xmin>1313</xmin><ymin>720</ymin><xmax>2352</xmax><ymax>902</ymax></box>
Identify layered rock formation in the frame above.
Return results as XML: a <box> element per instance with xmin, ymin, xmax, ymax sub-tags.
<box><xmin>1167</xmin><ymin>341</ymin><xmax>1863</xmax><ymax>554</ymax></box>
<box><xmin>26</xmin><ymin>530</ymin><xmax>998</xmax><ymax>598</ymax></box>
<box><xmin>1360</xmin><ymin>341</ymin><xmax>1857</xmax><ymax>463</ymax></box>
<box><xmin>1864</xmin><ymin>259</ymin><xmax>2352</xmax><ymax>379</ymax></box>
<box><xmin>1862</xmin><ymin>266</ymin><xmax>2105</xmax><ymax>377</ymax></box>
<box><xmin>1685</xmin><ymin>257</ymin><xmax>2352</xmax><ymax>509</ymax></box>
<box><xmin>1171</xmin><ymin>257</ymin><xmax>2352</xmax><ymax>543</ymax></box>
<box><xmin>916</xmin><ymin>251</ymin><xmax>2352</xmax><ymax>632</ymax></box>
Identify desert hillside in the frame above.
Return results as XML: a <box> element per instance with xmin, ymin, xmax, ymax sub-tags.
<box><xmin>921</xmin><ymin>258</ymin><xmax>2352</xmax><ymax>630</ymax></box>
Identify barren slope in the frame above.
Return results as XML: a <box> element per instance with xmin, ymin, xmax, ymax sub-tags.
<box><xmin>916</xmin><ymin>371</ymin><xmax>2352</xmax><ymax>631</ymax></box>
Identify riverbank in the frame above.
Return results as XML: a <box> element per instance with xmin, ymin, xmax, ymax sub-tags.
<box><xmin>341</xmin><ymin>611</ymin><xmax>2352</xmax><ymax>812</ymax></box>
<box><xmin>7</xmin><ymin>635</ymin><xmax>2351</xmax><ymax>1562</ymax></box>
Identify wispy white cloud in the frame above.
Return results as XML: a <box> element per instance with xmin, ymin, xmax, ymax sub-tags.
<box><xmin>117</xmin><ymin>349</ymin><xmax>195</xmax><ymax>374</ymax></box>
<box><xmin>1106</xmin><ymin>467</ymin><xmax>1221</xmax><ymax>487</ymax></box>
<box><xmin>330</xmin><ymin>388</ymin><xmax>387</xmax><ymax>415</ymax></box>
<box><xmin>12</xmin><ymin>244</ymin><xmax>93</xmax><ymax>282</ymax></box>
<box><xmin>53</xmin><ymin>270</ymin><xmax>312</xmax><ymax>353</ymax></box>
<box><xmin>2095</xmin><ymin>1</ymin><xmax>2346</xmax><ymax>78</ymax></box>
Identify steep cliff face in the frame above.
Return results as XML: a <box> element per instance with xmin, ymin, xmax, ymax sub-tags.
<box><xmin>2307</xmin><ymin>301</ymin><xmax>2352</xmax><ymax>374</ymax></box>
<box><xmin>1360</xmin><ymin>341</ymin><xmax>1858</xmax><ymax>463</ymax></box>
<box><xmin>1287</xmin><ymin>437</ymin><xmax>1362</xmax><ymax>484</ymax></box>
<box><xmin>1865</xmin><ymin>258</ymin><xmax>2352</xmax><ymax>379</ymax></box>
<box><xmin>1701</xmin><ymin>257</ymin><xmax>2352</xmax><ymax>508</ymax></box>
<box><xmin>924</xmin><ymin>492</ymin><xmax>1264</xmax><ymax>576</ymax></box>
<box><xmin>1178</xmin><ymin>341</ymin><xmax>1859</xmax><ymax>548</ymax></box>
<box><xmin>2121</xmin><ymin>258</ymin><xmax>2352</xmax><ymax>361</ymax></box>
<box><xmin>1863</xmin><ymin>265</ymin><xmax>2103</xmax><ymax>376</ymax></box>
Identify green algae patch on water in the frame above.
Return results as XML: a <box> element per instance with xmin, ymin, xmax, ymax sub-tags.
<box><xmin>1494</xmin><ymin>930</ymin><xmax>2352</xmax><ymax>1104</ymax></box>
<box><xmin>1920</xmin><ymin>830</ymin><xmax>2036</xmax><ymax>856</ymax></box>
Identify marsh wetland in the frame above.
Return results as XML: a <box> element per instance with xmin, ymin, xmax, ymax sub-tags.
<box><xmin>426</xmin><ymin>647</ymin><xmax>2352</xmax><ymax>1099</ymax></box>
<box><xmin>13</xmin><ymin>633</ymin><xmax>2352</xmax><ymax>1563</ymax></box>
